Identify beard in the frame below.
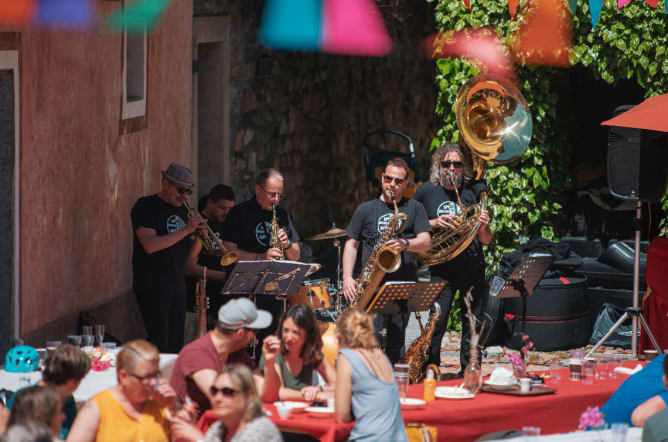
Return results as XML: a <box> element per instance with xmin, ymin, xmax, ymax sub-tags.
<box><xmin>440</xmin><ymin>170</ymin><xmax>463</xmax><ymax>188</ymax></box>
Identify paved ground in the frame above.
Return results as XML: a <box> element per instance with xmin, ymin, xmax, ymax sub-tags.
<box><xmin>404</xmin><ymin>313</ymin><xmax>635</xmax><ymax>379</ymax></box>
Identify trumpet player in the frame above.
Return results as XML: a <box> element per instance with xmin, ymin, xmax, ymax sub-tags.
<box><xmin>131</xmin><ymin>163</ymin><xmax>206</xmax><ymax>353</ymax></box>
<box><xmin>185</xmin><ymin>185</ymin><xmax>236</xmax><ymax>332</ymax></box>
<box><xmin>221</xmin><ymin>168</ymin><xmax>301</xmax><ymax>347</ymax></box>
<box><xmin>413</xmin><ymin>143</ymin><xmax>492</xmax><ymax>377</ymax></box>
<box><xmin>342</xmin><ymin>158</ymin><xmax>430</xmax><ymax>363</ymax></box>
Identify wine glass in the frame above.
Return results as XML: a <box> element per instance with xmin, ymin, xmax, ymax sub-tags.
<box><xmin>95</xmin><ymin>324</ymin><xmax>105</xmax><ymax>347</ymax></box>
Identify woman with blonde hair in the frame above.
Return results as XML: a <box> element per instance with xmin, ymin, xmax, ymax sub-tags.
<box><xmin>171</xmin><ymin>363</ymin><xmax>282</xmax><ymax>442</ymax></box>
<box><xmin>66</xmin><ymin>339</ymin><xmax>176</xmax><ymax>442</ymax></box>
<box><xmin>334</xmin><ymin>310</ymin><xmax>407</xmax><ymax>442</ymax></box>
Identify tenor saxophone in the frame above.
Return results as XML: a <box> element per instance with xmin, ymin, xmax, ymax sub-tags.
<box><xmin>270</xmin><ymin>204</ymin><xmax>285</xmax><ymax>260</ymax></box>
<box><xmin>349</xmin><ymin>193</ymin><xmax>406</xmax><ymax>311</ymax></box>
<box><xmin>405</xmin><ymin>303</ymin><xmax>441</xmax><ymax>383</ymax></box>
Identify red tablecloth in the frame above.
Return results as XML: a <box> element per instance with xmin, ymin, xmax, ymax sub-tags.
<box><xmin>197</xmin><ymin>362</ymin><xmax>639</xmax><ymax>442</ymax></box>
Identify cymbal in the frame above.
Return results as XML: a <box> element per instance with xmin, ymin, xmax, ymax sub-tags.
<box><xmin>306</xmin><ymin>227</ymin><xmax>347</xmax><ymax>241</ymax></box>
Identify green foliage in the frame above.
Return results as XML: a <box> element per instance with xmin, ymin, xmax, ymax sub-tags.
<box><xmin>429</xmin><ymin>0</ymin><xmax>668</xmax><ymax>262</ymax></box>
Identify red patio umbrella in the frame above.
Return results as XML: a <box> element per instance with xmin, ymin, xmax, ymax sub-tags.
<box><xmin>601</xmin><ymin>93</ymin><xmax>668</xmax><ymax>133</ymax></box>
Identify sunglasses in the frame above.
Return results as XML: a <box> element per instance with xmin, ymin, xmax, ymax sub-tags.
<box><xmin>441</xmin><ymin>161</ymin><xmax>463</xmax><ymax>169</ymax></box>
<box><xmin>177</xmin><ymin>187</ymin><xmax>193</xmax><ymax>195</ymax></box>
<box><xmin>382</xmin><ymin>174</ymin><xmax>406</xmax><ymax>185</ymax></box>
<box><xmin>210</xmin><ymin>385</ymin><xmax>240</xmax><ymax>397</ymax></box>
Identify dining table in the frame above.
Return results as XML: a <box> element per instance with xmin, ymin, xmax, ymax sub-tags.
<box><xmin>197</xmin><ymin>361</ymin><xmax>640</xmax><ymax>442</ymax></box>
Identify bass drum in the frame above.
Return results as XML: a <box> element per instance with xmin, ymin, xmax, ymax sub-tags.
<box><xmin>288</xmin><ymin>279</ymin><xmax>332</xmax><ymax>310</ymax></box>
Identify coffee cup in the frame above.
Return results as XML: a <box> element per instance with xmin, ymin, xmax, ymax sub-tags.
<box><xmin>519</xmin><ymin>378</ymin><xmax>531</xmax><ymax>393</ymax></box>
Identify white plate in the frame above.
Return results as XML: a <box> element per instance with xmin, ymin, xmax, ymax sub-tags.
<box><xmin>305</xmin><ymin>406</ymin><xmax>335</xmax><ymax>418</ymax></box>
<box><xmin>400</xmin><ymin>398</ymin><xmax>426</xmax><ymax>407</ymax></box>
<box><xmin>434</xmin><ymin>387</ymin><xmax>475</xmax><ymax>400</ymax></box>
<box><xmin>273</xmin><ymin>401</ymin><xmax>309</xmax><ymax>412</ymax></box>
<box><xmin>483</xmin><ymin>380</ymin><xmax>517</xmax><ymax>387</ymax></box>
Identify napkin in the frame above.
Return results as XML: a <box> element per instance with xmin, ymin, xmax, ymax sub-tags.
<box><xmin>614</xmin><ymin>364</ymin><xmax>643</xmax><ymax>376</ymax></box>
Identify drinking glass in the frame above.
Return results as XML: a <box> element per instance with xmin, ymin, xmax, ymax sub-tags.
<box><xmin>67</xmin><ymin>335</ymin><xmax>82</xmax><ymax>347</ymax></box>
<box><xmin>393</xmin><ymin>363</ymin><xmax>410</xmax><ymax>400</ymax></box>
<box><xmin>82</xmin><ymin>326</ymin><xmax>93</xmax><ymax>339</ymax></box>
<box><xmin>548</xmin><ymin>360</ymin><xmax>563</xmax><ymax>382</ymax></box>
<box><xmin>569</xmin><ymin>350</ymin><xmax>583</xmax><ymax>381</ymax></box>
<box><xmin>610</xmin><ymin>422</ymin><xmax>628</xmax><ymax>442</ymax></box>
<box><xmin>324</xmin><ymin>384</ymin><xmax>335</xmax><ymax>409</ymax></box>
<box><xmin>82</xmin><ymin>334</ymin><xmax>95</xmax><ymax>348</ymax></box>
<box><xmin>46</xmin><ymin>340</ymin><xmax>62</xmax><ymax>357</ymax></box>
<box><xmin>583</xmin><ymin>358</ymin><xmax>596</xmax><ymax>384</ymax></box>
<box><xmin>608</xmin><ymin>356</ymin><xmax>621</xmax><ymax>379</ymax></box>
<box><xmin>522</xmin><ymin>426</ymin><xmax>541</xmax><ymax>440</ymax></box>
<box><xmin>595</xmin><ymin>357</ymin><xmax>607</xmax><ymax>380</ymax></box>
<box><xmin>95</xmin><ymin>325</ymin><xmax>105</xmax><ymax>346</ymax></box>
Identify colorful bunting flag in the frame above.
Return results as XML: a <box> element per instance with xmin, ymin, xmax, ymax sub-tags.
<box><xmin>35</xmin><ymin>0</ymin><xmax>95</xmax><ymax>28</ymax></box>
<box><xmin>617</xmin><ymin>0</ymin><xmax>632</xmax><ymax>8</ymax></box>
<box><xmin>588</xmin><ymin>0</ymin><xmax>604</xmax><ymax>28</ymax></box>
<box><xmin>424</xmin><ymin>27</ymin><xmax>515</xmax><ymax>80</ymax></box>
<box><xmin>0</xmin><ymin>0</ymin><xmax>35</xmax><ymax>24</ymax></box>
<box><xmin>258</xmin><ymin>0</ymin><xmax>322</xmax><ymax>50</ymax></box>
<box><xmin>567</xmin><ymin>0</ymin><xmax>578</xmax><ymax>13</ymax></box>
<box><xmin>464</xmin><ymin>0</ymin><xmax>472</xmax><ymax>8</ymax></box>
<box><xmin>510</xmin><ymin>0</ymin><xmax>572</xmax><ymax>67</ymax></box>
<box><xmin>508</xmin><ymin>0</ymin><xmax>520</xmax><ymax>20</ymax></box>
<box><xmin>645</xmin><ymin>0</ymin><xmax>659</xmax><ymax>7</ymax></box>
<box><xmin>322</xmin><ymin>0</ymin><xmax>392</xmax><ymax>56</ymax></box>
<box><xmin>107</xmin><ymin>0</ymin><xmax>169</xmax><ymax>33</ymax></box>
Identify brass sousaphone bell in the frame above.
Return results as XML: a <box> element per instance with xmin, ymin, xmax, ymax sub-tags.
<box><xmin>419</xmin><ymin>74</ymin><xmax>533</xmax><ymax>265</ymax></box>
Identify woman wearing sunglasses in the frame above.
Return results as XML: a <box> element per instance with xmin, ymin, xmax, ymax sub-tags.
<box><xmin>334</xmin><ymin>309</ymin><xmax>408</xmax><ymax>442</ymax></box>
<box><xmin>170</xmin><ymin>364</ymin><xmax>282</xmax><ymax>442</ymax></box>
<box><xmin>67</xmin><ymin>340</ymin><xmax>176</xmax><ymax>442</ymax></box>
<box><xmin>260</xmin><ymin>304</ymin><xmax>336</xmax><ymax>403</ymax></box>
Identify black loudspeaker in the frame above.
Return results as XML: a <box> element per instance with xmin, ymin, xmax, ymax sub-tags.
<box><xmin>607</xmin><ymin>106</ymin><xmax>668</xmax><ymax>201</ymax></box>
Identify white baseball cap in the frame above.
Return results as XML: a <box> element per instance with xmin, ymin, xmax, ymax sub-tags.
<box><xmin>217</xmin><ymin>298</ymin><xmax>272</xmax><ymax>330</ymax></box>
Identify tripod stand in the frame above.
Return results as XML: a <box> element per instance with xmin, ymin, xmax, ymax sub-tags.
<box><xmin>586</xmin><ymin>201</ymin><xmax>661</xmax><ymax>359</ymax></box>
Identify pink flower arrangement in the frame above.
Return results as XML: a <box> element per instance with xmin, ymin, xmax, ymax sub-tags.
<box><xmin>91</xmin><ymin>358</ymin><xmax>112</xmax><ymax>371</ymax></box>
<box><xmin>505</xmin><ymin>335</ymin><xmax>534</xmax><ymax>378</ymax></box>
<box><xmin>578</xmin><ymin>406</ymin><xmax>605</xmax><ymax>430</ymax></box>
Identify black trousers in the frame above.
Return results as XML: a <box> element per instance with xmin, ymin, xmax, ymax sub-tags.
<box><xmin>426</xmin><ymin>262</ymin><xmax>487</xmax><ymax>372</ymax></box>
<box><xmin>136</xmin><ymin>291</ymin><xmax>186</xmax><ymax>354</ymax></box>
<box><xmin>374</xmin><ymin>311</ymin><xmax>409</xmax><ymax>365</ymax></box>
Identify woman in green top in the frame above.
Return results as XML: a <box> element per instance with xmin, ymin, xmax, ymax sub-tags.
<box><xmin>261</xmin><ymin>304</ymin><xmax>336</xmax><ymax>402</ymax></box>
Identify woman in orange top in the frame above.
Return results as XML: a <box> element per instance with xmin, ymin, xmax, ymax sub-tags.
<box><xmin>66</xmin><ymin>339</ymin><xmax>176</xmax><ymax>442</ymax></box>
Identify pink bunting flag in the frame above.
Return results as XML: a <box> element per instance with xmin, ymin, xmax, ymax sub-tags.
<box><xmin>322</xmin><ymin>0</ymin><xmax>392</xmax><ymax>56</ymax></box>
<box><xmin>617</xmin><ymin>0</ymin><xmax>632</xmax><ymax>8</ymax></box>
<box><xmin>464</xmin><ymin>0</ymin><xmax>471</xmax><ymax>8</ymax></box>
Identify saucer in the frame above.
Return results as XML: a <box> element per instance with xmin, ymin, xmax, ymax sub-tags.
<box><xmin>305</xmin><ymin>406</ymin><xmax>335</xmax><ymax>418</ymax></box>
<box><xmin>400</xmin><ymin>398</ymin><xmax>427</xmax><ymax>407</ymax></box>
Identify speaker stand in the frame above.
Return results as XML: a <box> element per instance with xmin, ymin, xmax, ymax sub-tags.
<box><xmin>586</xmin><ymin>201</ymin><xmax>661</xmax><ymax>358</ymax></box>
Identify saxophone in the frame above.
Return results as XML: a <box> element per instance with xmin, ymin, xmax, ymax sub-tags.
<box><xmin>349</xmin><ymin>193</ymin><xmax>406</xmax><ymax>311</ymax></box>
<box><xmin>405</xmin><ymin>303</ymin><xmax>441</xmax><ymax>383</ymax></box>
<box><xmin>270</xmin><ymin>204</ymin><xmax>285</xmax><ymax>260</ymax></box>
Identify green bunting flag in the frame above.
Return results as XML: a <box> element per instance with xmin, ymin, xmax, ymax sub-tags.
<box><xmin>107</xmin><ymin>0</ymin><xmax>169</xmax><ymax>33</ymax></box>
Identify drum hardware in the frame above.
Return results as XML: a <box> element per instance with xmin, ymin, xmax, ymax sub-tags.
<box><xmin>306</xmin><ymin>223</ymin><xmax>347</xmax><ymax>312</ymax></box>
<box><xmin>305</xmin><ymin>225</ymin><xmax>347</xmax><ymax>241</ymax></box>
<box><xmin>288</xmin><ymin>279</ymin><xmax>332</xmax><ymax>310</ymax></box>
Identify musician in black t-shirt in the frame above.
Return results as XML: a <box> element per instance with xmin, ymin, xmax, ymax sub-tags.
<box><xmin>343</xmin><ymin>158</ymin><xmax>431</xmax><ymax>363</ymax></box>
<box><xmin>131</xmin><ymin>163</ymin><xmax>206</xmax><ymax>353</ymax></box>
<box><xmin>185</xmin><ymin>184</ymin><xmax>235</xmax><ymax>331</ymax></box>
<box><xmin>221</xmin><ymin>168</ymin><xmax>301</xmax><ymax>344</ymax></box>
<box><xmin>413</xmin><ymin>143</ymin><xmax>492</xmax><ymax>376</ymax></box>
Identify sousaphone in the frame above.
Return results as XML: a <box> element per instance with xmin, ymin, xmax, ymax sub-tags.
<box><xmin>419</xmin><ymin>74</ymin><xmax>533</xmax><ymax>265</ymax></box>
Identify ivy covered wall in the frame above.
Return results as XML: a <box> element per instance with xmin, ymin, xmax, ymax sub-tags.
<box><xmin>428</xmin><ymin>0</ymin><xmax>668</xmax><ymax>263</ymax></box>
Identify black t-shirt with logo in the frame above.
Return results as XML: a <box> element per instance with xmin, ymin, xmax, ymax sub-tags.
<box><xmin>346</xmin><ymin>197</ymin><xmax>430</xmax><ymax>282</ymax></box>
<box><xmin>413</xmin><ymin>180</ymin><xmax>487</xmax><ymax>276</ymax></box>
<box><xmin>222</xmin><ymin>198</ymin><xmax>300</xmax><ymax>254</ymax></box>
<box><xmin>131</xmin><ymin>194</ymin><xmax>191</xmax><ymax>297</ymax></box>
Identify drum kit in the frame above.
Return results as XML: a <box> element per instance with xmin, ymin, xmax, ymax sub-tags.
<box><xmin>287</xmin><ymin>224</ymin><xmax>347</xmax><ymax>315</ymax></box>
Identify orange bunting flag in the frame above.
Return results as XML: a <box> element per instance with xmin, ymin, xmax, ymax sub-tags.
<box><xmin>508</xmin><ymin>0</ymin><xmax>520</xmax><ymax>19</ymax></box>
<box><xmin>510</xmin><ymin>0</ymin><xmax>573</xmax><ymax>67</ymax></box>
<box><xmin>0</xmin><ymin>0</ymin><xmax>35</xmax><ymax>24</ymax></box>
<box><xmin>424</xmin><ymin>27</ymin><xmax>515</xmax><ymax>80</ymax></box>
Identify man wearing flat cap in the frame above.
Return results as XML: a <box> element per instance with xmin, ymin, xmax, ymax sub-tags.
<box><xmin>131</xmin><ymin>163</ymin><xmax>205</xmax><ymax>353</ymax></box>
<box><xmin>170</xmin><ymin>298</ymin><xmax>280</xmax><ymax>414</ymax></box>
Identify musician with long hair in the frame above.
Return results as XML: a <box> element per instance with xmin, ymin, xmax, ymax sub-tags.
<box><xmin>260</xmin><ymin>304</ymin><xmax>336</xmax><ymax>402</ymax></box>
<box><xmin>413</xmin><ymin>142</ymin><xmax>492</xmax><ymax>377</ymax></box>
<box><xmin>342</xmin><ymin>158</ymin><xmax>430</xmax><ymax>363</ymax></box>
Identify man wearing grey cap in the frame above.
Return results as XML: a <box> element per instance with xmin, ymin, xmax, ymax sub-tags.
<box><xmin>170</xmin><ymin>298</ymin><xmax>280</xmax><ymax>414</ymax></box>
<box><xmin>131</xmin><ymin>163</ymin><xmax>206</xmax><ymax>353</ymax></box>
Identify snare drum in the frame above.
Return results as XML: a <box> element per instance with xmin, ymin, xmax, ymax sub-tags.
<box><xmin>288</xmin><ymin>279</ymin><xmax>332</xmax><ymax>310</ymax></box>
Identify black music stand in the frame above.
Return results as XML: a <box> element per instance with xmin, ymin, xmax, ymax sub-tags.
<box><xmin>366</xmin><ymin>281</ymin><xmax>446</xmax><ymax>315</ymax></box>
<box><xmin>221</xmin><ymin>260</ymin><xmax>315</xmax><ymax>301</ymax></box>
<box><xmin>490</xmin><ymin>254</ymin><xmax>554</xmax><ymax>334</ymax></box>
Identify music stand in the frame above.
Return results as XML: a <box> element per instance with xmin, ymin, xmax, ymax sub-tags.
<box><xmin>366</xmin><ymin>281</ymin><xmax>446</xmax><ymax>315</ymax></box>
<box><xmin>221</xmin><ymin>260</ymin><xmax>315</xmax><ymax>301</ymax></box>
<box><xmin>490</xmin><ymin>254</ymin><xmax>554</xmax><ymax>334</ymax></box>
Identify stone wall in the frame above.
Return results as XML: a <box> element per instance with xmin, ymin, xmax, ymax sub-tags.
<box><xmin>195</xmin><ymin>1</ymin><xmax>439</xmax><ymax>250</ymax></box>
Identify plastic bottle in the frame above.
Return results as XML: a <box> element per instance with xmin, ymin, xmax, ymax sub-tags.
<box><xmin>423</xmin><ymin>368</ymin><xmax>436</xmax><ymax>402</ymax></box>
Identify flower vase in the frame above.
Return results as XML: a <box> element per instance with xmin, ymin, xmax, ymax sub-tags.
<box><xmin>463</xmin><ymin>360</ymin><xmax>482</xmax><ymax>395</ymax></box>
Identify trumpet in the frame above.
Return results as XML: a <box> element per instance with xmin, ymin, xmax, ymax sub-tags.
<box><xmin>182</xmin><ymin>199</ymin><xmax>239</xmax><ymax>267</ymax></box>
